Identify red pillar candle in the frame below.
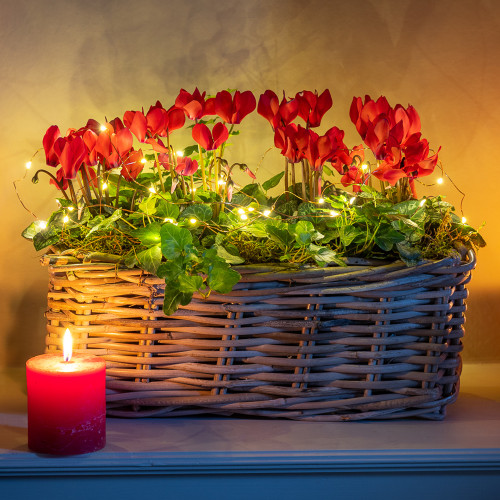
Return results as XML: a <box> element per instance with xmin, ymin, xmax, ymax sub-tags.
<box><xmin>26</xmin><ymin>331</ymin><xmax>106</xmax><ymax>455</ymax></box>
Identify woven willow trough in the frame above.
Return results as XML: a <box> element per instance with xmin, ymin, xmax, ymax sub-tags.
<box><xmin>43</xmin><ymin>251</ymin><xmax>475</xmax><ymax>421</ymax></box>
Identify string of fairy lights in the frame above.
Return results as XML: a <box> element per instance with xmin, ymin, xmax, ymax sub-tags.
<box><xmin>19</xmin><ymin>144</ymin><xmax>468</xmax><ymax>233</ymax></box>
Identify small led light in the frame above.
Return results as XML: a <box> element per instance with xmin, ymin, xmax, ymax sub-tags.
<box><xmin>237</xmin><ymin>208</ymin><xmax>245</xmax><ymax>215</ymax></box>
<box><xmin>37</xmin><ymin>220</ymin><xmax>47</xmax><ymax>229</ymax></box>
<box><xmin>176</xmin><ymin>150</ymin><xmax>184</xmax><ymax>157</ymax></box>
<box><xmin>330</xmin><ymin>210</ymin><xmax>340</xmax><ymax>217</ymax></box>
<box><xmin>437</xmin><ymin>177</ymin><xmax>444</xmax><ymax>185</ymax></box>
<box><xmin>164</xmin><ymin>218</ymin><xmax>174</xmax><ymax>223</ymax></box>
<box><xmin>461</xmin><ymin>216</ymin><xmax>467</xmax><ymax>224</ymax></box>
<box><xmin>263</xmin><ymin>210</ymin><xmax>271</xmax><ymax>217</ymax></box>
<box><xmin>149</xmin><ymin>186</ymin><xmax>156</xmax><ymax>193</ymax></box>
<box><xmin>318</xmin><ymin>197</ymin><xmax>325</xmax><ymax>204</ymax></box>
<box><xmin>361</xmin><ymin>164</ymin><xmax>369</xmax><ymax>171</ymax></box>
<box><xmin>99</xmin><ymin>124</ymin><xmax>107</xmax><ymax>132</ymax></box>
<box><xmin>217</xmin><ymin>180</ymin><xmax>226</xmax><ymax>186</ymax></box>
<box><xmin>63</xmin><ymin>215</ymin><xmax>69</xmax><ymax>223</ymax></box>
<box><xmin>67</xmin><ymin>206</ymin><xmax>75</xmax><ymax>211</ymax></box>
<box><xmin>419</xmin><ymin>199</ymin><xmax>427</xmax><ymax>207</ymax></box>
<box><xmin>240</xmin><ymin>214</ymin><xmax>248</xmax><ymax>221</ymax></box>
<box><xmin>102</xmin><ymin>182</ymin><xmax>108</xmax><ymax>190</ymax></box>
<box><xmin>248</xmin><ymin>207</ymin><xmax>255</xmax><ymax>212</ymax></box>
<box><xmin>25</xmin><ymin>161</ymin><xmax>32</xmax><ymax>169</ymax></box>
<box><xmin>349</xmin><ymin>196</ymin><xmax>356</xmax><ymax>205</ymax></box>
<box><xmin>189</xmin><ymin>218</ymin><xmax>197</xmax><ymax>224</ymax></box>
<box><xmin>140</xmin><ymin>158</ymin><xmax>147</xmax><ymax>164</ymax></box>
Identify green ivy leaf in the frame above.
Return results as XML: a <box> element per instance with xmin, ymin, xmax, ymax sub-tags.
<box><xmin>136</xmin><ymin>245</ymin><xmax>162</xmax><ymax>274</ymax></box>
<box><xmin>396</xmin><ymin>241</ymin><xmax>423</xmax><ymax>266</ymax></box>
<box><xmin>160</xmin><ymin>224</ymin><xmax>193</xmax><ymax>259</ymax></box>
<box><xmin>124</xmin><ymin>253</ymin><xmax>138</xmax><ymax>268</ymax></box>
<box><xmin>138</xmin><ymin>196</ymin><xmax>157</xmax><ymax>216</ymax></box>
<box><xmin>293</xmin><ymin>220</ymin><xmax>315</xmax><ymax>246</ymax></box>
<box><xmin>339</xmin><ymin>225</ymin><xmax>364</xmax><ymax>247</ymax></box>
<box><xmin>156</xmin><ymin>200</ymin><xmax>180</xmax><ymax>219</ymax></box>
<box><xmin>238</xmin><ymin>183</ymin><xmax>268</xmax><ymax>205</ymax></box>
<box><xmin>180</xmin><ymin>204</ymin><xmax>213</xmax><ymax>222</ymax></box>
<box><xmin>359</xmin><ymin>185</ymin><xmax>386</xmax><ymax>199</ymax></box>
<box><xmin>22</xmin><ymin>222</ymin><xmax>38</xmax><ymax>240</ymax></box>
<box><xmin>156</xmin><ymin>261</ymin><xmax>184</xmax><ymax>280</ymax></box>
<box><xmin>216</xmin><ymin>245</ymin><xmax>245</xmax><ymax>264</ymax></box>
<box><xmin>266</xmin><ymin>222</ymin><xmax>296</xmax><ymax>249</ymax></box>
<box><xmin>182</xmin><ymin>145</ymin><xmax>199</xmax><ymax>157</ymax></box>
<box><xmin>178</xmin><ymin>273</ymin><xmax>204</xmax><ymax>293</ymax></box>
<box><xmin>86</xmin><ymin>209</ymin><xmax>123</xmax><ymax>237</ymax></box>
<box><xmin>33</xmin><ymin>225</ymin><xmax>61</xmax><ymax>251</ymax></box>
<box><xmin>163</xmin><ymin>287</ymin><xmax>193</xmax><ymax>316</ymax></box>
<box><xmin>208</xmin><ymin>263</ymin><xmax>241</xmax><ymax>294</ymax></box>
<box><xmin>374</xmin><ymin>226</ymin><xmax>406</xmax><ymax>251</ymax></box>
<box><xmin>309</xmin><ymin>244</ymin><xmax>345</xmax><ymax>266</ymax></box>
<box><xmin>262</xmin><ymin>171</ymin><xmax>285</xmax><ymax>191</ymax></box>
<box><xmin>133</xmin><ymin>222</ymin><xmax>162</xmax><ymax>246</ymax></box>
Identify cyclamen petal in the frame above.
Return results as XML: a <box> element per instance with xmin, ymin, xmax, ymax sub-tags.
<box><xmin>43</xmin><ymin>125</ymin><xmax>61</xmax><ymax>167</ymax></box>
<box><xmin>175</xmin><ymin>157</ymin><xmax>199</xmax><ymax>176</ymax></box>
<box><xmin>146</xmin><ymin>107</ymin><xmax>167</xmax><ymax>136</ymax></box>
<box><xmin>192</xmin><ymin>123</ymin><xmax>213</xmax><ymax>150</ymax></box>
<box><xmin>258</xmin><ymin>90</ymin><xmax>280</xmax><ymax>126</ymax></box>
<box><xmin>165</xmin><ymin>107</ymin><xmax>185</xmax><ymax>133</ymax></box>
<box><xmin>192</xmin><ymin>123</ymin><xmax>228</xmax><ymax>151</ymax></box>
<box><xmin>121</xmin><ymin>149</ymin><xmax>145</xmax><ymax>181</ymax></box>
<box><xmin>212</xmin><ymin>122</ymin><xmax>229</xmax><ymax>149</ymax></box>
<box><xmin>55</xmin><ymin>136</ymin><xmax>87</xmax><ymax>180</ymax></box>
<box><xmin>123</xmin><ymin>111</ymin><xmax>147</xmax><ymax>142</ymax></box>
<box><xmin>114</xmin><ymin>128</ymin><xmax>133</xmax><ymax>156</ymax></box>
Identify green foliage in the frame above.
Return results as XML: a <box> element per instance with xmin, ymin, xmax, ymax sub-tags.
<box><xmin>22</xmin><ymin>162</ymin><xmax>485</xmax><ymax>315</ymax></box>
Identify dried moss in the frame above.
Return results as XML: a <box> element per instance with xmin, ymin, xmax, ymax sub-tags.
<box><xmin>226</xmin><ymin>232</ymin><xmax>283</xmax><ymax>263</ymax></box>
<box><xmin>58</xmin><ymin>227</ymin><xmax>140</xmax><ymax>257</ymax></box>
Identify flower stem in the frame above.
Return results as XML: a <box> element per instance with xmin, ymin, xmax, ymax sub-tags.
<box><xmin>198</xmin><ymin>145</ymin><xmax>207</xmax><ymax>191</ymax></box>
<box><xmin>76</xmin><ymin>170</ymin><xmax>91</xmax><ymax>208</ymax></box>
<box><xmin>68</xmin><ymin>180</ymin><xmax>78</xmax><ymax>206</ymax></box>
<box><xmin>153</xmin><ymin>150</ymin><xmax>165</xmax><ymax>193</ymax></box>
<box><xmin>301</xmin><ymin>160</ymin><xmax>307</xmax><ymax>201</ymax></box>
<box><xmin>32</xmin><ymin>169</ymin><xmax>72</xmax><ymax>203</ymax></box>
<box><xmin>190</xmin><ymin>175</ymin><xmax>195</xmax><ymax>201</ymax></box>
<box><xmin>284</xmin><ymin>159</ymin><xmax>289</xmax><ymax>201</ymax></box>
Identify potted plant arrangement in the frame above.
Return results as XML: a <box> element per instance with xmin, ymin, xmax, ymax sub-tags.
<box><xmin>21</xmin><ymin>88</ymin><xmax>484</xmax><ymax>420</ymax></box>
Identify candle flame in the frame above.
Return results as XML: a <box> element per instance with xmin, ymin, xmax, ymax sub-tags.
<box><xmin>63</xmin><ymin>329</ymin><xmax>73</xmax><ymax>362</ymax></box>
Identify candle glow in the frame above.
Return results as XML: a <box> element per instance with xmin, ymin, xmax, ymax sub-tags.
<box><xmin>63</xmin><ymin>329</ymin><xmax>72</xmax><ymax>362</ymax></box>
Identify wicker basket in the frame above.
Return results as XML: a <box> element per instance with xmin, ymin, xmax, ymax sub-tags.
<box><xmin>43</xmin><ymin>251</ymin><xmax>475</xmax><ymax>421</ymax></box>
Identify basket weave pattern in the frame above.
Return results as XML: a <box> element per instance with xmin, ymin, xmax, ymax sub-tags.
<box><xmin>43</xmin><ymin>252</ymin><xmax>475</xmax><ymax>421</ymax></box>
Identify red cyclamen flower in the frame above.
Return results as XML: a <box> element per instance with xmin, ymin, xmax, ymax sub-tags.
<box><xmin>175</xmin><ymin>88</ymin><xmax>215</xmax><ymax>120</ymax></box>
<box><xmin>350</xmin><ymin>95</ymin><xmax>440</xmax><ymax>186</ymax></box>
<box><xmin>295</xmin><ymin>89</ymin><xmax>332</xmax><ymax>128</ymax></box>
<box><xmin>257</xmin><ymin>91</ymin><xmax>299</xmax><ymax>130</ymax></box>
<box><xmin>43</xmin><ymin>125</ymin><xmax>61</xmax><ymax>167</ymax></box>
<box><xmin>123</xmin><ymin>110</ymin><xmax>147</xmax><ymax>142</ymax></box>
<box><xmin>273</xmin><ymin>123</ymin><xmax>308</xmax><ymax>164</ymax></box>
<box><xmin>52</xmin><ymin>135</ymin><xmax>87</xmax><ymax>180</ymax></box>
<box><xmin>120</xmin><ymin>149</ymin><xmax>145</xmax><ymax>181</ymax></box>
<box><xmin>94</xmin><ymin>122</ymin><xmax>134</xmax><ymax>170</ymax></box>
<box><xmin>214</xmin><ymin>90</ymin><xmax>256</xmax><ymax>124</ymax></box>
<box><xmin>192</xmin><ymin>122</ymin><xmax>229</xmax><ymax>151</ymax></box>
<box><xmin>146</xmin><ymin>102</ymin><xmax>186</xmax><ymax>136</ymax></box>
<box><xmin>175</xmin><ymin>156</ymin><xmax>199</xmax><ymax>176</ymax></box>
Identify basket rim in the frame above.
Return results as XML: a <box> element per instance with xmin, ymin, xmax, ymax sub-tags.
<box><xmin>41</xmin><ymin>249</ymin><xmax>476</xmax><ymax>276</ymax></box>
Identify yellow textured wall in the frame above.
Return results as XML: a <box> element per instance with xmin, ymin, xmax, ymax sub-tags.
<box><xmin>1</xmin><ymin>0</ymin><xmax>498</xmax><ymax>367</ymax></box>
